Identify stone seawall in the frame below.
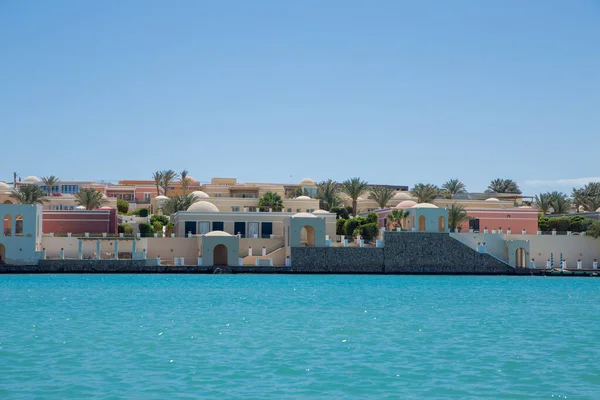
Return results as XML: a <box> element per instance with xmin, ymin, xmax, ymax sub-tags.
<box><xmin>291</xmin><ymin>232</ymin><xmax>514</xmax><ymax>275</ymax></box>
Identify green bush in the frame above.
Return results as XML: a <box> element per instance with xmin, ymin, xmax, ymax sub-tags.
<box><xmin>345</xmin><ymin>206</ymin><xmax>354</xmax><ymax>217</ymax></box>
<box><xmin>336</xmin><ymin>218</ymin><xmax>347</xmax><ymax>235</ymax></box>
<box><xmin>118</xmin><ymin>223</ymin><xmax>134</xmax><ymax>234</ymax></box>
<box><xmin>330</xmin><ymin>206</ymin><xmax>349</xmax><ymax>220</ymax></box>
<box><xmin>152</xmin><ymin>221</ymin><xmax>163</xmax><ymax>234</ymax></box>
<box><xmin>117</xmin><ymin>199</ymin><xmax>130</xmax><ymax>214</ymax></box>
<box><xmin>150</xmin><ymin>215</ymin><xmax>169</xmax><ymax>226</ymax></box>
<box><xmin>588</xmin><ymin>221</ymin><xmax>600</xmax><ymax>239</ymax></box>
<box><xmin>538</xmin><ymin>214</ymin><xmax>549</xmax><ymax>231</ymax></box>
<box><xmin>568</xmin><ymin>215</ymin><xmax>593</xmax><ymax>232</ymax></box>
<box><xmin>138</xmin><ymin>222</ymin><xmax>153</xmax><ymax>237</ymax></box>
<box><xmin>344</xmin><ymin>217</ymin><xmax>367</xmax><ymax>237</ymax></box>
<box><xmin>360</xmin><ymin>223</ymin><xmax>380</xmax><ymax>241</ymax></box>
<box><xmin>165</xmin><ymin>222</ymin><xmax>175</xmax><ymax>236</ymax></box>
<box><xmin>367</xmin><ymin>212</ymin><xmax>378</xmax><ymax>224</ymax></box>
<box><xmin>133</xmin><ymin>208</ymin><xmax>149</xmax><ymax>217</ymax></box>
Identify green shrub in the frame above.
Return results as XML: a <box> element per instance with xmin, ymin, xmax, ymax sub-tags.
<box><xmin>360</xmin><ymin>222</ymin><xmax>380</xmax><ymax>241</ymax></box>
<box><xmin>538</xmin><ymin>214</ymin><xmax>549</xmax><ymax>231</ymax></box>
<box><xmin>150</xmin><ymin>215</ymin><xmax>169</xmax><ymax>226</ymax></box>
<box><xmin>165</xmin><ymin>222</ymin><xmax>175</xmax><ymax>236</ymax></box>
<box><xmin>117</xmin><ymin>199</ymin><xmax>130</xmax><ymax>214</ymax></box>
<box><xmin>336</xmin><ymin>218</ymin><xmax>347</xmax><ymax>235</ymax></box>
<box><xmin>344</xmin><ymin>217</ymin><xmax>367</xmax><ymax>237</ymax></box>
<box><xmin>330</xmin><ymin>206</ymin><xmax>349</xmax><ymax>220</ymax></box>
<box><xmin>138</xmin><ymin>222</ymin><xmax>153</xmax><ymax>237</ymax></box>
<box><xmin>118</xmin><ymin>223</ymin><xmax>133</xmax><ymax>234</ymax></box>
<box><xmin>345</xmin><ymin>206</ymin><xmax>354</xmax><ymax>217</ymax></box>
<box><xmin>568</xmin><ymin>215</ymin><xmax>593</xmax><ymax>232</ymax></box>
<box><xmin>367</xmin><ymin>212</ymin><xmax>378</xmax><ymax>224</ymax></box>
<box><xmin>152</xmin><ymin>221</ymin><xmax>163</xmax><ymax>234</ymax></box>
<box><xmin>133</xmin><ymin>208</ymin><xmax>149</xmax><ymax>217</ymax></box>
<box><xmin>588</xmin><ymin>221</ymin><xmax>600</xmax><ymax>239</ymax></box>
<box><xmin>547</xmin><ymin>216</ymin><xmax>570</xmax><ymax>232</ymax></box>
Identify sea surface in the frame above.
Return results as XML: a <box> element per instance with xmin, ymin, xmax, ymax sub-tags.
<box><xmin>1</xmin><ymin>275</ymin><xmax>599</xmax><ymax>399</ymax></box>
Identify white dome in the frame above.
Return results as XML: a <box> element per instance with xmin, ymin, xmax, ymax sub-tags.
<box><xmin>393</xmin><ymin>192</ymin><xmax>412</xmax><ymax>200</ymax></box>
<box><xmin>190</xmin><ymin>191</ymin><xmax>209</xmax><ymax>199</ymax></box>
<box><xmin>0</xmin><ymin>182</ymin><xmax>10</xmax><ymax>191</ymax></box>
<box><xmin>357</xmin><ymin>197</ymin><xmax>365</xmax><ymax>201</ymax></box>
<box><xmin>396</xmin><ymin>200</ymin><xmax>417</xmax><ymax>208</ymax></box>
<box><xmin>299</xmin><ymin>178</ymin><xmax>315</xmax><ymax>185</ymax></box>
<box><xmin>187</xmin><ymin>201</ymin><xmax>219</xmax><ymax>212</ymax></box>
<box><xmin>204</xmin><ymin>230</ymin><xmax>231</xmax><ymax>237</ymax></box>
<box><xmin>187</xmin><ymin>176</ymin><xmax>196</xmax><ymax>182</ymax></box>
<box><xmin>23</xmin><ymin>176</ymin><xmax>41</xmax><ymax>183</ymax></box>
<box><xmin>519</xmin><ymin>206</ymin><xmax>532</xmax><ymax>209</ymax></box>
<box><xmin>312</xmin><ymin>209</ymin><xmax>329</xmax><ymax>214</ymax></box>
<box><xmin>412</xmin><ymin>203</ymin><xmax>438</xmax><ymax>209</ymax></box>
<box><xmin>596</xmin><ymin>207</ymin><xmax>600</xmax><ymax>213</ymax></box>
<box><xmin>485</xmin><ymin>198</ymin><xmax>500</xmax><ymax>202</ymax></box>
<box><xmin>296</xmin><ymin>195</ymin><xmax>311</xmax><ymax>200</ymax></box>
<box><xmin>155</xmin><ymin>195</ymin><xmax>168</xmax><ymax>200</ymax></box>
<box><xmin>75</xmin><ymin>205</ymin><xmax>86</xmax><ymax>210</ymax></box>
<box><xmin>99</xmin><ymin>206</ymin><xmax>112</xmax><ymax>210</ymax></box>
<box><xmin>292</xmin><ymin>212</ymin><xmax>316</xmax><ymax>218</ymax></box>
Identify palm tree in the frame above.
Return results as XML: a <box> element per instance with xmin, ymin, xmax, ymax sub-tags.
<box><xmin>549</xmin><ymin>191</ymin><xmax>570</xmax><ymax>215</ymax></box>
<box><xmin>152</xmin><ymin>171</ymin><xmax>163</xmax><ymax>196</ymax></box>
<box><xmin>75</xmin><ymin>188</ymin><xmax>107</xmax><ymax>210</ymax></box>
<box><xmin>534</xmin><ymin>193</ymin><xmax>552</xmax><ymax>215</ymax></box>
<box><xmin>580</xmin><ymin>182</ymin><xmax>600</xmax><ymax>211</ymax></box>
<box><xmin>572</xmin><ymin>188</ymin><xmax>586</xmax><ymax>212</ymax></box>
<box><xmin>441</xmin><ymin>179</ymin><xmax>467</xmax><ymax>199</ymax></box>
<box><xmin>258</xmin><ymin>192</ymin><xmax>284</xmax><ymax>211</ymax></box>
<box><xmin>387</xmin><ymin>209</ymin><xmax>409</xmax><ymax>231</ymax></box>
<box><xmin>486</xmin><ymin>178</ymin><xmax>522</xmax><ymax>194</ymax></box>
<box><xmin>341</xmin><ymin>177</ymin><xmax>369</xmax><ymax>216</ymax></box>
<box><xmin>316</xmin><ymin>179</ymin><xmax>342</xmax><ymax>211</ymax></box>
<box><xmin>369</xmin><ymin>186</ymin><xmax>395</xmax><ymax>209</ymax></box>
<box><xmin>411</xmin><ymin>183</ymin><xmax>440</xmax><ymax>203</ymax></box>
<box><xmin>42</xmin><ymin>175</ymin><xmax>60</xmax><ymax>196</ymax></box>
<box><xmin>161</xmin><ymin>193</ymin><xmax>199</xmax><ymax>215</ymax></box>
<box><xmin>179</xmin><ymin>169</ymin><xmax>191</xmax><ymax>194</ymax></box>
<box><xmin>161</xmin><ymin>170</ymin><xmax>179</xmax><ymax>197</ymax></box>
<box><xmin>10</xmin><ymin>184</ymin><xmax>47</xmax><ymax>205</ymax></box>
<box><xmin>448</xmin><ymin>204</ymin><xmax>470</xmax><ymax>231</ymax></box>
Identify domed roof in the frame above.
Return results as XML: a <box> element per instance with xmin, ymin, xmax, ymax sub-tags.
<box><xmin>412</xmin><ymin>203</ymin><xmax>438</xmax><ymax>209</ymax></box>
<box><xmin>292</xmin><ymin>212</ymin><xmax>316</xmax><ymax>218</ymax></box>
<box><xmin>396</xmin><ymin>200</ymin><xmax>417</xmax><ymax>208</ymax></box>
<box><xmin>0</xmin><ymin>182</ymin><xmax>10</xmax><ymax>191</ymax></box>
<box><xmin>296</xmin><ymin>195</ymin><xmax>311</xmax><ymax>200</ymax></box>
<box><xmin>393</xmin><ymin>192</ymin><xmax>412</xmax><ymax>200</ymax></box>
<box><xmin>357</xmin><ymin>196</ymin><xmax>365</xmax><ymax>201</ymax></box>
<box><xmin>299</xmin><ymin>178</ymin><xmax>315</xmax><ymax>185</ymax></box>
<box><xmin>75</xmin><ymin>205</ymin><xmax>86</xmax><ymax>210</ymax></box>
<box><xmin>187</xmin><ymin>201</ymin><xmax>219</xmax><ymax>212</ymax></box>
<box><xmin>155</xmin><ymin>195</ymin><xmax>168</xmax><ymax>200</ymax></box>
<box><xmin>99</xmin><ymin>206</ymin><xmax>112</xmax><ymax>210</ymax></box>
<box><xmin>204</xmin><ymin>230</ymin><xmax>231</xmax><ymax>237</ymax></box>
<box><xmin>23</xmin><ymin>176</ymin><xmax>41</xmax><ymax>183</ymax></box>
<box><xmin>312</xmin><ymin>209</ymin><xmax>329</xmax><ymax>214</ymax></box>
<box><xmin>190</xmin><ymin>191</ymin><xmax>209</xmax><ymax>199</ymax></box>
<box><xmin>596</xmin><ymin>207</ymin><xmax>600</xmax><ymax>213</ymax></box>
<box><xmin>186</xmin><ymin>176</ymin><xmax>196</xmax><ymax>182</ymax></box>
<box><xmin>519</xmin><ymin>206</ymin><xmax>532</xmax><ymax>209</ymax></box>
<box><xmin>485</xmin><ymin>197</ymin><xmax>500</xmax><ymax>202</ymax></box>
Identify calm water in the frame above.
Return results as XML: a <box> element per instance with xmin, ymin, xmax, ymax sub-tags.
<box><xmin>1</xmin><ymin>275</ymin><xmax>599</xmax><ymax>399</ymax></box>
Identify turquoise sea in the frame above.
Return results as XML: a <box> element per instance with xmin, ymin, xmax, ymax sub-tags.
<box><xmin>1</xmin><ymin>275</ymin><xmax>599</xmax><ymax>399</ymax></box>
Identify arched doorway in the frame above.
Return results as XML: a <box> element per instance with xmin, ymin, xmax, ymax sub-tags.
<box><xmin>301</xmin><ymin>226</ymin><xmax>315</xmax><ymax>246</ymax></box>
<box><xmin>515</xmin><ymin>248</ymin><xmax>526</xmax><ymax>268</ymax></box>
<box><xmin>438</xmin><ymin>216</ymin><xmax>445</xmax><ymax>232</ymax></box>
<box><xmin>418</xmin><ymin>215</ymin><xmax>426</xmax><ymax>232</ymax></box>
<box><xmin>0</xmin><ymin>243</ymin><xmax>5</xmax><ymax>264</ymax></box>
<box><xmin>3</xmin><ymin>200</ymin><xmax>13</xmax><ymax>204</ymax></box>
<box><xmin>15</xmin><ymin>214</ymin><xmax>23</xmax><ymax>236</ymax></box>
<box><xmin>4</xmin><ymin>214</ymin><xmax>12</xmax><ymax>236</ymax></box>
<box><xmin>214</xmin><ymin>244</ymin><xmax>228</xmax><ymax>266</ymax></box>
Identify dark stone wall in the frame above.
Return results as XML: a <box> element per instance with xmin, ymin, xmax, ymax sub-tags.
<box><xmin>290</xmin><ymin>247</ymin><xmax>384</xmax><ymax>273</ymax></box>
<box><xmin>382</xmin><ymin>232</ymin><xmax>513</xmax><ymax>274</ymax></box>
<box><xmin>290</xmin><ymin>232</ymin><xmax>513</xmax><ymax>274</ymax></box>
<box><xmin>1</xmin><ymin>260</ymin><xmax>211</xmax><ymax>274</ymax></box>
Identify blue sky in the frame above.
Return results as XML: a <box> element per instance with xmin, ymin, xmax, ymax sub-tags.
<box><xmin>1</xmin><ymin>0</ymin><xmax>598</xmax><ymax>194</ymax></box>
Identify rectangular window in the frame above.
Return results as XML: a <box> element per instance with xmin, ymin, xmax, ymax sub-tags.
<box><xmin>287</xmin><ymin>208</ymin><xmax>292</xmax><ymax>213</ymax></box>
<box><xmin>184</xmin><ymin>221</ymin><xmax>197</xmax><ymax>235</ymax></box>
<box><xmin>144</xmin><ymin>193</ymin><xmax>151</xmax><ymax>201</ymax></box>
<box><xmin>249</xmin><ymin>207</ymin><xmax>257</xmax><ymax>212</ymax></box>
<box><xmin>215</xmin><ymin>193</ymin><xmax>222</xmax><ymax>198</ymax></box>
<box><xmin>232</xmin><ymin>206</ymin><xmax>240</xmax><ymax>212</ymax></box>
<box><xmin>234</xmin><ymin>222</ymin><xmax>246</xmax><ymax>238</ymax></box>
<box><xmin>296</xmin><ymin>209</ymin><xmax>301</xmax><ymax>213</ymax></box>
<box><xmin>198</xmin><ymin>221</ymin><xmax>210</xmax><ymax>235</ymax></box>
<box><xmin>212</xmin><ymin>221</ymin><xmax>224</xmax><ymax>232</ymax></box>
<box><xmin>261</xmin><ymin>222</ymin><xmax>273</xmax><ymax>238</ymax></box>
<box><xmin>248</xmin><ymin>222</ymin><xmax>259</xmax><ymax>238</ymax></box>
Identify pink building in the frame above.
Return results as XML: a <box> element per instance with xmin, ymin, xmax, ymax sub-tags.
<box><xmin>42</xmin><ymin>208</ymin><xmax>118</xmax><ymax>234</ymax></box>
<box><xmin>459</xmin><ymin>208</ymin><xmax>539</xmax><ymax>234</ymax></box>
